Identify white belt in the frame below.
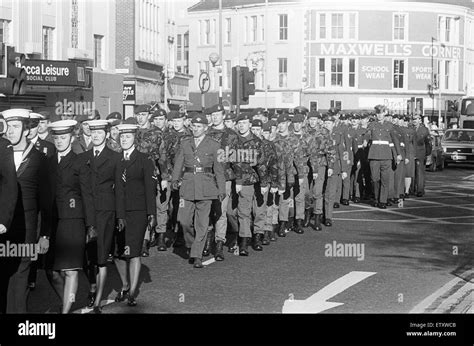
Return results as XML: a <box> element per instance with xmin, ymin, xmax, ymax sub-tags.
<box><xmin>389</xmin><ymin>143</ymin><xmax>394</xmax><ymax>147</ymax></box>
<box><xmin>372</xmin><ymin>140</ymin><xmax>389</xmax><ymax>145</ymax></box>
<box><xmin>357</xmin><ymin>145</ymin><xmax>363</xmax><ymax>148</ymax></box>
<box><xmin>400</xmin><ymin>143</ymin><xmax>405</xmax><ymax>147</ymax></box>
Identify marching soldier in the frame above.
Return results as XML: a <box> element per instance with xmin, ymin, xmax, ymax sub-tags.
<box><xmin>0</xmin><ymin>113</ymin><xmax>19</xmax><ymax>314</ymax></box>
<box><xmin>37</xmin><ymin>111</ymin><xmax>54</xmax><ymax>143</ymax></box>
<box><xmin>402</xmin><ymin>115</ymin><xmax>416</xmax><ymax>198</ymax></box>
<box><xmin>82</xmin><ymin>120</ymin><xmax>124</xmax><ymax>313</ymax></box>
<box><xmin>333</xmin><ymin>112</ymin><xmax>353</xmax><ymax>207</ymax></box>
<box><xmin>171</xmin><ymin>115</ymin><xmax>225</xmax><ymax>268</ymax></box>
<box><xmin>262</xmin><ymin>122</ymin><xmax>279</xmax><ymax>241</ymax></box>
<box><xmin>45</xmin><ymin>119</ymin><xmax>95</xmax><ymax>314</ymax></box>
<box><xmin>3</xmin><ymin>109</ymin><xmax>51</xmax><ymax>313</ymax></box>
<box><xmin>365</xmin><ymin>105</ymin><xmax>402</xmax><ymax>209</ymax></box>
<box><xmin>348</xmin><ymin>114</ymin><xmax>365</xmax><ymax>203</ymax></box>
<box><xmin>114</xmin><ymin>123</ymin><xmax>156</xmax><ymax>306</ymax></box>
<box><xmin>392</xmin><ymin>114</ymin><xmax>407</xmax><ymax>202</ymax></box>
<box><xmin>224</xmin><ymin>112</ymin><xmax>236</xmax><ymax>131</ymax></box>
<box><xmin>205</xmin><ymin>104</ymin><xmax>239</xmax><ymax>261</ymax></box>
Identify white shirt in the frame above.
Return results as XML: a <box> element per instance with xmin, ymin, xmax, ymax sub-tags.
<box><xmin>58</xmin><ymin>146</ymin><xmax>72</xmax><ymax>163</ymax></box>
<box><xmin>38</xmin><ymin>132</ymin><xmax>48</xmax><ymax>140</ymax></box>
<box><xmin>13</xmin><ymin>151</ymin><xmax>23</xmax><ymax>171</ymax></box>
<box><xmin>93</xmin><ymin>142</ymin><xmax>106</xmax><ymax>157</ymax></box>
<box><xmin>123</xmin><ymin>146</ymin><xmax>135</xmax><ymax>160</ymax></box>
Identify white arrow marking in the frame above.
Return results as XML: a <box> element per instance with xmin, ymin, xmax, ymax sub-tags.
<box><xmin>462</xmin><ymin>174</ymin><xmax>474</xmax><ymax>180</ymax></box>
<box><xmin>282</xmin><ymin>271</ymin><xmax>376</xmax><ymax>313</ymax></box>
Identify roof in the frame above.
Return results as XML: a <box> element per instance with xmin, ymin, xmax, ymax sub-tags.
<box><xmin>188</xmin><ymin>0</ymin><xmax>473</xmax><ymax>12</ymax></box>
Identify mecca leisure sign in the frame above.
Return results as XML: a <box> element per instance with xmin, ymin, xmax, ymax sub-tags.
<box><xmin>23</xmin><ymin>59</ymin><xmax>87</xmax><ymax>87</ymax></box>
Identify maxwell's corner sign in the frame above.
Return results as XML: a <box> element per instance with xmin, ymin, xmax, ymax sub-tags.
<box><xmin>23</xmin><ymin>59</ymin><xmax>87</xmax><ymax>86</ymax></box>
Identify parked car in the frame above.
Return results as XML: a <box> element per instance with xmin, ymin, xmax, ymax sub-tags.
<box><xmin>441</xmin><ymin>128</ymin><xmax>474</xmax><ymax>167</ymax></box>
<box><xmin>426</xmin><ymin>132</ymin><xmax>444</xmax><ymax>171</ymax></box>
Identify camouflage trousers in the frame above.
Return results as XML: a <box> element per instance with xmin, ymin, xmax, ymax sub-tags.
<box><xmin>279</xmin><ymin>176</ymin><xmax>306</xmax><ymax>221</ymax></box>
<box><xmin>237</xmin><ymin>184</ymin><xmax>267</xmax><ymax>238</ymax></box>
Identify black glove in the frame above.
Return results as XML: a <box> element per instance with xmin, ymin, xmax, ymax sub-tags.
<box><xmin>117</xmin><ymin>218</ymin><xmax>126</xmax><ymax>232</ymax></box>
<box><xmin>267</xmin><ymin>192</ymin><xmax>274</xmax><ymax>206</ymax></box>
<box><xmin>171</xmin><ymin>181</ymin><xmax>180</xmax><ymax>190</ymax></box>
<box><xmin>86</xmin><ymin>225</ymin><xmax>98</xmax><ymax>244</ymax></box>
<box><xmin>160</xmin><ymin>188</ymin><xmax>168</xmax><ymax>204</ymax></box>
<box><xmin>148</xmin><ymin>215</ymin><xmax>157</xmax><ymax>229</ymax></box>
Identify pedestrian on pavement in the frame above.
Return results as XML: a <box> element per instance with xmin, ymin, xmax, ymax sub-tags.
<box><xmin>171</xmin><ymin>114</ymin><xmax>225</xmax><ymax>267</ymax></box>
<box><xmin>412</xmin><ymin>113</ymin><xmax>432</xmax><ymax>197</ymax></box>
<box><xmin>114</xmin><ymin>123</ymin><xmax>156</xmax><ymax>306</ymax></box>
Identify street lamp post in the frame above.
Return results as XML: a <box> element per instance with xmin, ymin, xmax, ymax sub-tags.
<box><xmin>209</xmin><ymin>52</ymin><xmax>222</xmax><ymax>105</ymax></box>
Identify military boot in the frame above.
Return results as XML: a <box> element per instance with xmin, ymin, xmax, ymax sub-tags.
<box><xmin>239</xmin><ymin>237</ymin><xmax>249</xmax><ymax>256</ymax></box>
<box><xmin>215</xmin><ymin>241</ymin><xmax>225</xmax><ymax>261</ymax></box>
<box><xmin>294</xmin><ymin>219</ymin><xmax>304</xmax><ymax>234</ymax></box>
<box><xmin>269</xmin><ymin>225</ymin><xmax>278</xmax><ymax>241</ymax></box>
<box><xmin>262</xmin><ymin>231</ymin><xmax>270</xmax><ymax>245</ymax></box>
<box><xmin>277</xmin><ymin>221</ymin><xmax>287</xmax><ymax>237</ymax></box>
<box><xmin>287</xmin><ymin>217</ymin><xmax>295</xmax><ymax>233</ymax></box>
<box><xmin>253</xmin><ymin>234</ymin><xmax>263</xmax><ymax>251</ymax></box>
<box><xmin>303</xmin><ymin>208</ymin><xmax>313</xmax><ymax>227</ymax></box>
<box><xmin>149</xmin><ymin>231</ymin><xmax>158</xmax><ymax>247</ymax></box>
<box><xmin>156</xmin><ymin>233</ymin><xmax>167</xmax><ymax>252</ymax></box>
<box><xmin>141</xmin><ymin>240</ymin><xmax>149</xmax><ymax>257</ymax></box>
<box><xmin>313</xmin><ymin>214</ymin><xmax>322</xmax><ymax>231</ymax></box>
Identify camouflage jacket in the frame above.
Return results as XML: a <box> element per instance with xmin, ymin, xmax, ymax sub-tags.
<box><xmin>288</xmin><ymin>130</ymin><xmax>310</xmax><ymax>178</ymax></box>
<box><xmin>273</xmin><ymin>133</ymin><xmax>296</xmax><ymax>189</ymax></box>
<box><xmin>163</xmin><ymin>128</ymin><xmax>192</xmax><ymax>180</ymax></box>
<box><xmin>307</xmin><ymin>127</ymin><xmax>337</xmax><ymax>171</ymax></box>
<box><xmin>328</xmin><ymin>130</ymin><xmax>349</xmax><ymax>174</ymax></box>
<box><xmin>261</xmin><ymin>138</ymin><xmax>279</xmax><ymax>188</ymax></box>
<box><xmin>233</xmin><ymin>132</ymin><xmax>267</xmax><ymax>186</ymax></box>
<box><xmin>334</xmin><ymin>122</ymin><xmax>353</xmax><ymax>163</ymax></box>
<box><xmin>106</xmin><ymin>138</ymin><xmax>122</xmax><ymax>153</ymax></box>
<box><xmin>136</xmin><ymin>126</ymin><xmax>169</xmax><ymax>181</ymax></box>
<box><xmin>206</xmin><ymin>126</ymin><xmax>239</xmax><ymax>181</ymax></box>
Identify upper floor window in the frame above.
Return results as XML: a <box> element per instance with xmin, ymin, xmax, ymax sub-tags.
<box><xmin>225</xmin><ymin>18</ymin><xmax>231</xmax><ymax>44</ymax></box>
<box><xmin>279</xmin><ymin>14</ymin><xmax>288</xmax><ymax>40</ymax></box>
<box><xmin>94</xmin><ymin>34</ymin><xmax>103</xmax><ymax>69</ymax></box>
<box><xmin>0</xmin><ymin>19</ymin><xmax>11</xmax><ymax>44</ymax></box>
<box><xmin>393</xmin><ymin>13</ymin><xmax>407</xmax><ymax>40</ymax></box>
<box><xmin>318</xmin><ymin>12</ymin><xmax>357</xmax><ymax>40</ymax></box>
<box><xmin>331</xmin><ymin>14</ymin><xmax>343</xmax><ymax>39</ymax></box>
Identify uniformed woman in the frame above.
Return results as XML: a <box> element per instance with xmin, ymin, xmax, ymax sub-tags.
<box><xmin>45</xmin><ymin>120</ymin><xmax>95</xmax><ymax>314</ymax></box>
<box><xmin>402</xmin><ymin>116</ymin><xmax>416</xmax><ymax>197</ymax></box>
<box><xmin>114</xmin><ymin>123</ymin><xmax>156</xmax><ymax>306</ymax></box>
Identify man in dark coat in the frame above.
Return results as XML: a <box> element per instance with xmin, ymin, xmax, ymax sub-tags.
<box><xmin>413</xmin><ymin>113</ymin><xmax>432</xmax><ymax>197</ymax></box>
<box><xmin>0</xmin><ymin>113</ymin><xmax>19</xmax><ymax>314</ymax></box>
<box><xmin>171</xmin><ymin>115</ymin><xmax>225</xmax><ymax>268</ymax></box>
<box><xmin>2</xmin><ymin>109</ymin><xmax>52</xmax><ymax>313</ymax></box>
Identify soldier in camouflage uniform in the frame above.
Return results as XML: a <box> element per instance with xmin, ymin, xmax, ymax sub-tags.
<box><xmin>224</xmin><ymin>112</ymin><xmax>236</xmax><ymax>130</ymax></box>
<box><xmin>251</xmin><ymin>119</ymin><xmax>279</xmax><ymax>245</ymax></box>
<box><xmin>233</xmin><ymin>113</ymin><xmax>268</xmax><ymax>256</ymax></box>
<box><xmin>163</xmin><ymin>110</ymin><xmax>192</xmax><ymax>246</ymax></box>
<box><xmin>133</xmin><ymin>105</ymin><xmax>169</xmax><ymax>256</ymax></box>
<box><xmin>106</xmin><ymin>112</ymin><xmax>123</xmax><ymax>153</ymax></box>
<box><xmin>204</xmin><ymin>104</ymin><xmax>239</xmax><ymax>261</ymax></box>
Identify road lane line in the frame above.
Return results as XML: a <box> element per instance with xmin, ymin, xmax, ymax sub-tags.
<box><xmin>332</xmin><ymin>218</ymin><xmax>472</xmax><ymax>225</ymax></box>
<box><xmin>333</xmin><ymin>203</ymin><xmax>474</xmax><ymax>214</ymax></box>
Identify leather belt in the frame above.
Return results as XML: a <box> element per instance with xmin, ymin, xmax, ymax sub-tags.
<box><xmin>372</xmin><ymin>140</ymin><xmax>389</xmax><ymax>145</ymax></box>
<box><xmin>184</xmin><ymin>166</ymin><xmax>213</xmax><ymax>174</ymax></box>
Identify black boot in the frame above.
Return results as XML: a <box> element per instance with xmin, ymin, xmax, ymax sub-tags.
<box><xmin>287</xmin><ymin>217</ymin><xmax>295</xmax><ymax>233</ymax></box>
<box><xmin>324</xmin><ymin>218</ymin><xmax>333</xmax><ymax>227</ymax></box>
<box><xmin>333</xmin><ymin>202</ymin><xmax>340</xmax><ymax>209</ymax></box>
<box><xmin>269</xmin><ymin>225</ymin><xmax>277</xmax><ymax>241</ymax></box>
<box><xmin>215</xmin><ymin>241</ymin><xmax>225</xmax><ymax>261</ymax></box>
<box><xmin>262</xmin><ymin>231</ymin><xmax>270</xmax><ymax>245</ymax></box>
<box><xmin>294</xmin><ymin>219</ymin><xmax>304</xmax><ymax>234</ymax></box>
<box><xmin>341</xmin><ymin>199</ymin><xmax>349</xmax><ymax>206</ymax></box>
<box><xmin>193</xmin><ymin>258</ymin><xmax>204</xmax><ymax>268</ymax></box>
<box><xmin>156</xmin><ymin>233</ymin><xmax>167</xmax><ymax>252</ymax></box>
<box><xmin>202</xmin><ymin>231</ymin><xmax>214</xmax><ymax>257</ymax></box>
<box><xmin>149</xmin><ymin>231</ymin><xmax>158</xmax><ymax>247</ymax></box>
<box><xmin>277</xmin><ymin>221</ymin><xmax>287</xmax><ymax>237</ymax></box>
<box><xmin>313</xmin><ymin>214</ymin><xmax>322</xmax><ymax>231</ymax></box>
<box><xmin>253</xmin><ymin>234</ymin><xmax>263</xmax><ymax>251</ymax></box>
<box><xmin>239</xmin><ymin>237</ymin><xmax>249</xmax><ymax>256</ymax></box>
<box><xmin>303</xmin><ymin>208</ymin><xmax>313</xmax><ymax>227</ymax></box>
<box><xmin>141</xmin><ymin>240</ymin><xmax>149</xmax><ymax>257</ymax></box>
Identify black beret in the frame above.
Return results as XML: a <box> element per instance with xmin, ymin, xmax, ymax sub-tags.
<box><xmin>134</xmin><ymin>104</ymin><xmax>151</xmax><ymax>114</ymax></box>
<box><xmin>277</xmin><ymin>113</ymin><xmax>290</xmax><ymax>124</ymax></box>
<box><xmin>106</xmin><ymin>112</ymin><xmax>122</xmax><ymax>121</ymax></box>
<box><xmin>235</xmin><ymin>112</ymin><xmax>252</xmax><ymax>122</ymax></box>
<box><xmin>191</xmin><ymin>115</ymin><xmax>208</xmax><ymax>125</ymax></box>
<box><xmin>292</xmin><ymin>113</ymin><xmax>305</xmax><ymax>123</ymax></box>
<box><xmin>251</xmin><ymin>119</ymin><xmax>263</xmax><ymax>128</ymax></box>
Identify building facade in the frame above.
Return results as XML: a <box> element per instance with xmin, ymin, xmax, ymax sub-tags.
<box><xmin>187</xmin><ymin>0</ymin><xmax>474</xmax><ymax>118</ymax></box>
<box><xmin>0</xmin><ymin>0</ymin><xmax>122</xmax><ymax>117</ymax></box>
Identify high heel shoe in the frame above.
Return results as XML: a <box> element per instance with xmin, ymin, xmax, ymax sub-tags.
<box><xmin>127</xmin><ymin>294</ymin><xmax>137</xmax><ymax>306</ymax></box>
<box><xmin>115</xmin><ymin>288</ymin><xmax>130</xmax><ymax>302</ymax></box>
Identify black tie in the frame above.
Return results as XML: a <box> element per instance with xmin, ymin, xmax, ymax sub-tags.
<box><xmin>95</xmin><ymin>150</ymin><xmax>100</xmax><ymax>158</ymax></box>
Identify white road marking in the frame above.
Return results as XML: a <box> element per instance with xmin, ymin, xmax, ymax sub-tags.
<box><xmin>282</xmin><ymin>271</ymin><xmax>376</xmax><ymax>313</ymax></box>
<box><xmin>333</xmin><ymin>218</ymin><xmax>473</xmax><ymax>225</ymax></box>
<box><xmin>202</xmin><ymin>258</ymin><xmax>216</xmax><ymax>266</ymax></box>
<box><xmin>333</xmin><ymin>203</ymin><xmax>474</xmax><ymax>214</ymax></box>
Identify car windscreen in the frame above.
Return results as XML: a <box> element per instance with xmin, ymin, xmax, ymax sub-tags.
<box><xmin>443</xmin><ymin>130</ymin><xmax>474</xmax><ymax>142</ymax></box>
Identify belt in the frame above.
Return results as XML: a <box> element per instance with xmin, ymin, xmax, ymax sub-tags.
<box><xmin>357</xmin><ymin>145</ymin><xmax>363</xmax><ymax>148</ymax></box>
<box><xmin>372</xmin><ymin>140</ymin><xmax>389</xmax><ymax>145</ymax></box>
<box><xmin>400</xmin><ymin>142</ymin><xmax>405</xmax><ymax>147</ymax></box>
<box><xmin>184</xmin><ymin>166</ymin><xmax>213</xmax><ymax>174</ymax></box>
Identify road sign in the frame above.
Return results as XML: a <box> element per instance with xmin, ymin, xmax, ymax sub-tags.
<box><xmin>199</xmin><ymin>71</ymin><xmax>210</xmax><ymax>94</ymax></box>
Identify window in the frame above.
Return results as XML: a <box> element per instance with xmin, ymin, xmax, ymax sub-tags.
<box><xmin>204</xmin><ymin>61</ymin><xmax>210</xmax><ymax>73</ymax></box>
<box><xmin>42</xmin><ymin>26</ymin><xmax>54</xmax><ymax>59</ymax></box>
<box><xmin>310</xmin><ymin>101</ymin><xmax>318</xmax><ymax>112</ymax></box>
<box><xmin>331</xmin><ymin>58</ymin><xmax>343</xmax><ymax>86</ymax></box>
<box><xmin>319</xmin><ymin>14</ymin><xmax>326</xmax><ymax>39</ymax></box>
<box><xmin>260</xmin><ymin>15</ymin><xmax>265</xmax><ymax>41</ymax></box>
<box><xmin>177</xmin><ymin>34</ymin><xmax>182</xmax><ymax>61</ymax></box>
<box><xmin>136</xmin><ymin>0</ymin><xmax>160</xmax><ymax>63</ymax></box>
<box><xmin>93</xmin><ymin>34</ymin><xmax>103</xmax><ymax>69</ymax></box>
<box><xmin>319</xmin><ymin>58</ymin><xmax>325</xmax><ymax>87</ymax></box>
<box><xmin>445</xmin><ymin>60</ymin><xmax>451</xmax><ymax>89</ymax></box>
<box><xmin>183</xmin><ymin>32</ymin><xmax>189</xmax><ymax>74</ymax></box>
<box><xmin>0</xmin><ymin>19</ymin><xmax>11</xmax><ymax>44</ymax></box>
<box><xmin>394</xmin><ymin>14</ymin><xmax>406</xmax><ymax>40</ymax></box>
<box><xmin>393</xmin><ymin>59</ymin><xmax>405</xmax><ymax>88</ymax></box>
<box><xmin>278</xmin><ymin>58</ymin><xmax>287</xmax><ymax>87</ymax></box>
<box><xmin>349</xmin><ymin>58</ymin><xmax>356</xmax><ymax>87</ymax></box>
<box><xmin>205</xmin><ymin>19</ymin><xmax>210</xmax><ymax>44</ymax></box>
<box><xmin>211</xmin><ymin>19</ymin><xmax>216</xmax><ymax>44</ymax></box>
<box><xmin>225</xmin><ymin>18</ymin><xmax>231</xmax><ymax>44</ymax></box>
<box><xmin>251</xmin><ymin>16</ymin><xmax>257</xmax><ymax>42</ymax></box>
<box><xmin>71</xmin><ymin>0</ymin><xmax>79</xmax><ymax>48</ymax></box>
<box><xmin>349</xmin><ymin>13</ymin><xmax>356</xmax><ymax>39</ymax></box>
<box><xmin>279</xmin><ymin>14</ymin><xmax>288</xmax><ymax>40</ymax></box>
<box><xmin>330</xmin><ymin>100</ymin><xmax>342</xmax><ymax>110</ymax></box>
<box><xmin>331</xmin><ymin>14</ymin><xmax>343</xmax><ymax>39</ymax></box>
<box><xmin>225</xmin><ymin>60</ymin><xmax>231</xmax><ymax>89</ymax></box>
<box><xmin>445</xmin><ymin>17</ymin><xmax>451</xmax><ymax>42</ymax></box>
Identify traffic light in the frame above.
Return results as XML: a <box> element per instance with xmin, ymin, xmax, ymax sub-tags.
<box><xmin>241</xmin><ymin>66</ymin><xmax>255</xmax><ymax>102</ymax></box>
<box><xmin>0</xmin><ymin>45</ymin><xmax>27</xmax><ymax>95</ymax></box>
<box><xmin>231</xmin><ymin>65</ymin><xmax>255</xmax><ymax>106</ymax></box>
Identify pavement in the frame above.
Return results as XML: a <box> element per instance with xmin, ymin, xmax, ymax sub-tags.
<box><xmin>27</xmin><ymin>164</ymin><xmax>474</xmax><ymax>314</ymax></box>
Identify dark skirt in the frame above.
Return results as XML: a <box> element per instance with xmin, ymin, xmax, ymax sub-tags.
<box><xmin>114</xmin><ymin>210</ymin><xmax>147</xmax><ymax>259</ymax></box>
<box><xmin>46</xmin><ymin>218</ymin><xmax>86</xmax><ymax>271</ymax></box>
<box><xmin>405</xmin><ymin>156</ymin><xmax>415</xmax><ymax>178</ymax></box>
